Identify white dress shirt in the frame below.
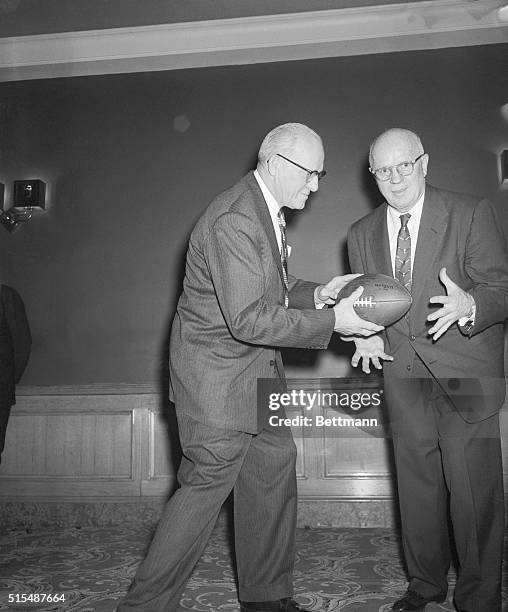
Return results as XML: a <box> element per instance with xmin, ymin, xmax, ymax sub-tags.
<box><xmin>386</xmin><ymin>189</ymin><xmax>475</xmax><ymax>326</ymax></box>
<box><xmin>253</xmin><ymin>169</ymin><xmax>326</xmax><ymax>308</ymax></box>
<box><xmin>254</xmin><ymin>169</ymin><xmax>290</xmax><ymax>256</ymax></box>
<box><xmin>386</xmin><ymin>192</ymin><xmax>425</xmax><ymax>277</ymax></box>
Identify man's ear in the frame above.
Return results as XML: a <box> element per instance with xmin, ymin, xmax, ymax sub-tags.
<box><xmin>421</xmin><ymin>153</ymin><xmax>429</xmax><ymax>177</ymax></box>
<box><xmin>266</xmin><ymin>155</ymin><xmax>279</xmax><ymax>177</ymax></box>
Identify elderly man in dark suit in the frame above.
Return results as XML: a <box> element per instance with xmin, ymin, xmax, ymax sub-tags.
<box><xmin>0</xmin><ymin>284</ymin><xmax>31</xmax><ymax>463</ymax></box>
<box><xmin>346</xmin><ymin>128</ymin><xmax>508</xmax><ymax>612</ymax></box>
<box><xmin>117</xmin><ymin>122</ymin><xmax>382</xmax><ymax>612</ymax></box>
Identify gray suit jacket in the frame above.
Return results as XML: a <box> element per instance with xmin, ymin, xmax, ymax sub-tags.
<box><xmin>347</xmin><ymin>184</ymin><xmax>508</xmax><ymax>422</ymax></box>
<box><xmin>169</xmin><ymin>171</ymin><xmax>335</xmax><ymax>433</ymax></box>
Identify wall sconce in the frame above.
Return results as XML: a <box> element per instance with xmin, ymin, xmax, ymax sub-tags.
<box><xmin>0</xmin><ymin>180</ymin><xmax>46</xmax><ymax>233</ymax></box>
<box><xmin>501</xmin><ymin>150</ymin><xmax>508</xmax><ymax>184</ymax></box>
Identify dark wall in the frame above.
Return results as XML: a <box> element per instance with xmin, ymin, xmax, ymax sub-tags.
<box><xmin>1</xmin><ymin>43</ymin><xmax>507</xmax><ymax>385</ymax></box>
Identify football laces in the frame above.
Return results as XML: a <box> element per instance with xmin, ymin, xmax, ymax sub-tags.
<box><xmin>354</xmin><ymin>296</ymin><xmax>374</xmax><ymax>308</ymax></box>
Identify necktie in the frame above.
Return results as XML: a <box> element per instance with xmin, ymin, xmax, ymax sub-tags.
<box><xmin>395</xmin><ymin>213</ymin><xmax>411</xmax><ymax>292</ymax></box>
<box><xmin>277</xmin><ymin>210</ymin><xmax>289</xmax><ymax>308</ymax></box>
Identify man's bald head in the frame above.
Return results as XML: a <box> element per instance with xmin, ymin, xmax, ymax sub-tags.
<box><xmin>368</xmin><ymin>128</ymin><xmax>428</xmax><ymax>214</ymax></box>
<box><xmin>369</xmin><ymin>128</ymin><xmax>424</xmax><ymax>168</ymax></box>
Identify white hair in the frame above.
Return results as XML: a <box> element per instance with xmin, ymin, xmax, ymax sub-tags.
<box><xmin>258</xmin><ymin>123</ymin><xmax>322</xmax><ymax>165</ymax></box>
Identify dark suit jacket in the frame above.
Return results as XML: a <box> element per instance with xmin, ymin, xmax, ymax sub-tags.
<box><xmin>0</xmin><ymin>285</ymin><xmax>31</xmax><ymax>408</ymax></box>
<box><xmin>169</xmin><ymin>171</ymin><xmax>336</xmax><ymax>433</ymax></box>
<box><xmin>347</xmin><ymin>184</ymin><xmax>508</xmax><ymax>422</ymax></box>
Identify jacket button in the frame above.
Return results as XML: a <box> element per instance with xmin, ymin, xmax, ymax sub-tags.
<box><xmin>406</xmin><ymin>364</ymin><xmax>412</xmax><ymax>371</ymax></box>
<box><xmin>270</xmin><ymin>360</ymin><xmax>275</xmax><ymax>366</ymax></box>
<box><xmin>410</xmin><ymin>334</ymin><xmax>416</xmax><ymax>341</ymax></box>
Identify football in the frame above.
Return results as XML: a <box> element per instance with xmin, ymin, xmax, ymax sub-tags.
<box><xmin>336</xmin><ymin>274</ymin><xmax>412</xmax><ymax>325</ymax></box>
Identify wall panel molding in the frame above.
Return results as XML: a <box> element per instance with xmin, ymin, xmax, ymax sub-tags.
<box><xmin>0</xmin><ymin>0</ymin><xmax>507</xmax><ymax>82</ymax></box>
<box><xmin>1</xmin><ymin>382</ymin><xmax>507</xmax><ymax>521</ymax></box>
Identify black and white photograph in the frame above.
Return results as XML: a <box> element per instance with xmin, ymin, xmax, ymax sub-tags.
<box><xmin>0</xmin><ymin>2</ymin><xmax>507</xmax><ymax>611</ymax></box>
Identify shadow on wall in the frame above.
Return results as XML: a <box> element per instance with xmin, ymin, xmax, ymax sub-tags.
<box><xmin>283</xmin><ymin>161</ymin><xmax>380</xmax><ymax>370</ymax></box>
<box><xmin>156</xmin><ymin>234</ymin><xmax>189</xmax><ymax>487</ymax></box>
<box><xmin>359</xmin><ymin>156</ymin><xmax>382</xmax><ymax>211</ymax></box>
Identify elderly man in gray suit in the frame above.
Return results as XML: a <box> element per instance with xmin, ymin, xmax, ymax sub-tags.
<box><xmin>117</xmin><ymin>123</ymin><xmax>382</xmax><ymax>612</ymax></box>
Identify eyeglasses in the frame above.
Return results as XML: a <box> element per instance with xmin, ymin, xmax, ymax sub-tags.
<box><xmin>369</xmin><ymin>153</ymin><xmax>426</xmax><ymax>182</ymax></box>
<box><xmin>276</xmin><ymin>154</ymin><xmax>326</xmax><ymax>181</ymax></box>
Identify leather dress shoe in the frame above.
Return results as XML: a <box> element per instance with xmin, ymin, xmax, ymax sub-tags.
<box><xmin>392</xmin><ymin>590</ymin><xmax>447</xmax><ymax>611</ymax></box>
<box><xmin>240</xmin><ymin>598</ymin><xmax>313</xmax><ymax>612</ymax></box>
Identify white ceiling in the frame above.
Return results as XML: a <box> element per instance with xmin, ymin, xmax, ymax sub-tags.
<box><xmin>0</xmin><ymin>0</ymin><xmax>507</xmax><ymax>82</ymax></box>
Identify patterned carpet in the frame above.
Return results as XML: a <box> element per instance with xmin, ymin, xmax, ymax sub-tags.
<box><xmin>0</xmin><ymin>522</ymin><xmax>505</xmax><ymax>612</ymax></box>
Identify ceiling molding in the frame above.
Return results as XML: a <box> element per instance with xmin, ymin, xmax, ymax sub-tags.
<box><xmin>0</xmin><ymin>0</ymin><xmax>507</xmax><ymax>82</ymax></box>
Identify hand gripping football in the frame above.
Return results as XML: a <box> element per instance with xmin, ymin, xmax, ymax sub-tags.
<box><xmin>336</xmin><ymin>274</ymin><xmax>412</xmax><ymax>325</ymax></box>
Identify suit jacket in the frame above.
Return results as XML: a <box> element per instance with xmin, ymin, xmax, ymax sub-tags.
<box><xmin>0</xmin><ymin>285</ymin><xmax>32</xmax><ymax>408</ymax></box>
<box><xmin>347</xmin><ymin>184</ymin><xmax>508</xmax><ymax>422</ymax></box>
<box><xmin>169</xmin><ymin>171</ymin><xmax>336</xmax><ymax>433</ymax></box>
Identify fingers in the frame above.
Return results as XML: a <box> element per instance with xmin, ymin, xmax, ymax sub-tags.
<box><xmin>316</xmin><ymin>284</ymin><xmax>327</xmax><ymax>301</ymax></box>
<box><xmin>429</xmin><ymin>323</ymin><xmax>452</xmax><ymax>340</ymax></box>
<box><xmin>352</xmin><ymin>352</ymin><xmax>393</xmax><ymax>372</ymax></box>
<box><xmin>349</xmin><ymin>303</ymin><xmax>384</xmax><ymax>335</ymax></box>
<box><xmin>429</xmin><ymin>295</ymin><xmax>449</xmax><ymax>305</ymax></box>
<box><xmin>334</xmin><ymin>287</ymin><xmax>383</xmax><ymax>336</ymax></box>
<box><xmin>439</xmin><ymin>266</ymin><xmax>460</xmax><ymax>293</ymax></box>
<box><xmin>361</xmin><ymin>356</ymin><xmax>371</xmax><ymax>374</ymax></box>
<box><xmin>439</xmin><ymin>266</ymin><xmax>452</xmax><ymax>289</ymax></box>
<box><xmin>438</xmin><ymin>266</ymin><xmax>448</xmax><ymax>283</ymax></box>
<box><xmin>349</xmin><ymin>338</ymin><xmax>393</xmax><ymax>372</ymax></box>
<box><xmin>347</xmin><ymin>285</ymin><xmax>364</xmax><ymax>301</ymax></box>
<box><xmin>335</xmin><ymin>273</ymin><xmax>362</xmax><ymax>285</ymax></box>
<box><xmin>428</xmin><ymin>314</ymin><xmax>455</xmax><ymax>339</ymax></box>
<box><xmin>426</xmin><ymin>305</ymin><xmax>447</xmax><ymax>321</ymax></box>
<box><xmin>356</xmin><ymin>322</ymin><xmax>384</xmax><ymax>336</ymax></box>
<box><xmin>325</xmin><ymin>274</ymin><xmax>363</xmax><ymax>297</ymax></box>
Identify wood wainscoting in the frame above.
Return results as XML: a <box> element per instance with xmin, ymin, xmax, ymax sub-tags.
<box><xmin>1</xmin><ymin>379</ymin><xmax>507</xmax><ymax>528</ymax></box>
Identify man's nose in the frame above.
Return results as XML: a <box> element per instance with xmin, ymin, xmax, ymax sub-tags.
<box><xmin>309</xmin><ymin>175</ymin><xmax>319</xmax><ymax>191</ymax></box>
<box><xmin>389</xmin><ymin>167</ymin><xmax>403</xmax><ymax>183</ymax></box>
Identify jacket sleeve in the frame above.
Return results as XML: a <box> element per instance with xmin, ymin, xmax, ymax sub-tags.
<box><xmin>287</xmin><ymin>275</ymin><xmax>320</xmax><ymax>309</ymax></box>
<box><xmin>205</xmin><ymin>211</ymin><xmax>335</xmax><ymax>349</ymax></box>
<box><xmin>465</xmin><ymin>199</ymin><xmax>508</xmax><ymax>336</ymax></box>
<box><xmin>347</xmin><ymin>225</ymin><xmax>368</xmax><ymax>275</ymax></box>
<box><xmin>3</xmin><ymin>286</ymin><xmax>32</xmax><ymax>382</ymax></box>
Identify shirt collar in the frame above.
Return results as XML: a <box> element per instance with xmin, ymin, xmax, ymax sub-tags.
<box><xmin>386</xmin><ymin>188</ymin><xmax>425</xmax><ymax>227</ymax></box>
<box><xmin>253</xmin><ymin>169</ymin><xmax>282</xmax><ymax>221</ymax></box>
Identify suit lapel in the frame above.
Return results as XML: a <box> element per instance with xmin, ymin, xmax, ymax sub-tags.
<box><xmin>245</xmin><ymin>172</ymin><xmax>285</xmax><ymax>285</ymax></box>
<box><xmin>411</xmin><ymin>185</ymin><xmax>448</xmax><ymax>311</ymax></box>
<box><xmin>368</xmin><ymin>203</ymin><xmax>392</xmax><ymax>276</ymax></box>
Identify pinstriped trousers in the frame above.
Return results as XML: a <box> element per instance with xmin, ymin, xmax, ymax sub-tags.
<box><xmin>117</xmin><ymin>411</ymin><xmax>298</xmax><ymax>612</ymax></box>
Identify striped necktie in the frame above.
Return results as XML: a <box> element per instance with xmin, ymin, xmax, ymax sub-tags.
<box><xmin>395</xmin><ymin>213</ymin><xmax>411</xmax><ymax>292</ymax></box>
<box><xmin>277</xmin><ymin>210</ymin><xmax>289</xmax><ymax>307</ymax></box>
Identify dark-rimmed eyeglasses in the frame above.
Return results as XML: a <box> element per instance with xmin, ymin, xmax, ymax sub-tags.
<box><xmin>276</xmin><ymin>154</ymin><xmax>326</xmax><ymax>181</ymax></box>
<box><xmin>369</xmin><ymin>153</ymin><xmax>426</xmax><ymax>182</ymax></box>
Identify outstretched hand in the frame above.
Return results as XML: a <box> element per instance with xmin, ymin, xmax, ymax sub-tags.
<box><xmin>341</xmin><ymin>334</ymin><xmax>393</xmax><ymax>374</ymax></box>
<box><xmin>427</xmin><ymin>267</ymin><xmax>474</xmax><ymax>340</ymax></box>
